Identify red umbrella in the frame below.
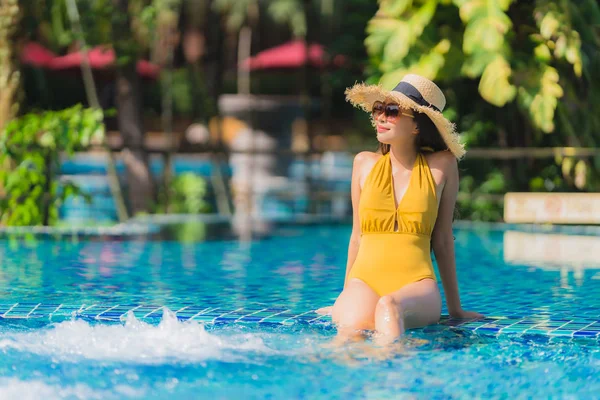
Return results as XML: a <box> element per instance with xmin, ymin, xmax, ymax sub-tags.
<box><xmin>20</xmin><ymin>42</ymin><xmax>160</xmax><ymax>79</ymax></box>
<box><xmin>242</xmin><ymin>40</ymin><xmax>345</xmax><ymax>70</ymax></box>
<box><xmin>134</xmin><ymin>60</ymin><xmax>160</xmax><ymax>79</ymax></box>
<box><xmin>20</xmin><ymin>42</ymin><xmax>57</xmax><ymax>67</ymax></box>
<box><xmin>50</xmin><ymin>46</ymin><xmax>160</xmax><ymax>79</ymax></box>
<box><xmin>49</xmin><ymin>46</ymin><xmax>115</xmax><ymax>69</ymax></box>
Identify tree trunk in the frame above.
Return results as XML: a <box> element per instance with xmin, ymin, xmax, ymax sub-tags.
<box><xmin>0</xmin><ymin>0</ymin><xmax>21</xmax><ymax>131</ymax></box>
<box><xmin>111</xmin><ymin>0</ymin><xmax>154</xmax><ymax>215</ymax></box>
<box><xmin>237</xmin><ymin>26</ymin><xmax>252</xmax><ymax>95</ymax></box>
<box><xmin>115</xmin><ymin>63</ymin><xmax>155</xmax><ymax>214</ymax></box>
<box><xmin>0</xmin><ymin>74</ymin><xmax>17</xmax><ymax>132</ymax></box>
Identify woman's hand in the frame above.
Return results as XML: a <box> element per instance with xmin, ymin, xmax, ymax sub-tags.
<box><xmin>449</xmin><ymin>309</ymin><xmax>484</xmax><ymax>320</ymax></box>
<box><xmin>316</xmin><ymin>306</ymin><xmax>333</xmax><ymax>316</ymax></box>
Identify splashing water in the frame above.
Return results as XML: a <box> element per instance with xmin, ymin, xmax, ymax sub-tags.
<box><xmin>0</xmin><ymin>308</ymin><xmax>279</xmax><ymax>365</ymax></box>
<box><xmin>0</xmin><ymin>309</ymin><xmax>599</xmax><ymax>399</ymax></box>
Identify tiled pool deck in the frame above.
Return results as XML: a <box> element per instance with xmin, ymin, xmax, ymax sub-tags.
<box><xmin>2</xmin><ymin>302</ymin><xmax>599</xmax><ymax>340</ymax></box>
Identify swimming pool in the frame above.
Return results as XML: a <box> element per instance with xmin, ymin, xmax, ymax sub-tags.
<box><xmin>1</xmin><ymin>221</ymin><xmax>599</xmax><ymax>398</ymax></box>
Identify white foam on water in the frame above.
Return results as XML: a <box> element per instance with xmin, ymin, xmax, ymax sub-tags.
<box><xmin>0</xmin><ymin>378</ymin><xmax>144</xmax><ymax>400</ymax></box>
<box><xmin>0</xmin><ymin>308</ymin><xmax>276</xmax><ymax>365</ymax></box>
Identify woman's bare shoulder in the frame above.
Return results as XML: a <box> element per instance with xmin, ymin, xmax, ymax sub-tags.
<box><xmin>425</xmin><ymin>150</ymin><xmax>456</xmax><ymax>173</ymax></box>
<box><xmin>353</xmin><ymin>151</ymin><xmax>381</xmax><ymax>186</ymax></box>
<box><xmin>424</xmin><ymin>151</ymin><xmax>458</xmax><ymax>189</ymax></box>
<box><xmin>353</xmin><ymin>151</ymin><xmax>381</xmax><ymax>167</ymax></box>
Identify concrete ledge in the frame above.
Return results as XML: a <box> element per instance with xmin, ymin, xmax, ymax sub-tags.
<box><xmin>504</xmin><ymin>192</ymin><xmax>600</xmax><ymax>224</ymax></box>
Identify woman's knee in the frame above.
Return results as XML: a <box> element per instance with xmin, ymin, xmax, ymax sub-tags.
<box><xmin>333</xmin><ymin>312</ymin><xmax>374</xmax><ymax>331</ymax></box>
<box><xmin>332</xmin><ymin>282</ymin><xmax>378</xmax><ymax>331</ymax></box>
<box><xmin>375</xmin><ymin>295</ymin><xmax>402</xmax><ymax>317</ymax></box>
<box><xmin>376</xmin><ymin>295</ymin><xmax>399</xmax><ymax>310</ymax></box>
<box><xmin>332</xmin><ymin>297</ymin><xmax>375</xmax><ymax>331</ymax></box>
<box><xmin>394</xmin><ymin>280</ymin><xmax>442</xmax><ymax>328</ymax></box>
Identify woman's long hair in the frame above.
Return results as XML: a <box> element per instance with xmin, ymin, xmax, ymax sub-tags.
<box><xmin>376</xmin><ymin>111</ymin><xmax>460</xmax><ymax>222</ymax></box>
<box><xmin>377</xmin><ymin>111</ymin><xmax>449</xmax><ymax>155</ymax></box>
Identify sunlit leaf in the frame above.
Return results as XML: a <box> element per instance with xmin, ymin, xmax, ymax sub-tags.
<box><xmin>454</xmin><ymin>0</ymin><xmax>513</xmax><ymax>21</ymax></box>
<box><xmin>38</xmin><ymin>131</ymin><xmax>55</xmax><ymax>148</ymax></box>
<box><xmin>380</xmin><ymin>39</ymin><xmax>449</xmax><ymax>88</ymax></box>
<box><xmin>379</xmin><ymin>0</ymin><xmax>413</xmax><ymax>18</ymax></box>
<box><xmin>408</xmin><ymin>0</ymin><xmax>438</xmax><ymax>42</ymax></box>
<box><xmin>382</xmin><ymin>21</ymin><xmax>411</xmax><ymax>65</ymax></box>
<box><xmin>463</xmin><ymin>14</ymin><xmax>511</xmax><ymax>54</ymax></box>
<box><xmin>565</xmin><ymin>31</ymin><xmax>583</xmax><ymax>77</ymax></box>
<box><xmin>554</xmin><ymin>34</ymin><xmax>567</xmax><ymax>58</ymax></box>
<box><xmin>461</xmin><ymin>51</ymin><xmax>496</xmax><ymax>78</ymax></box>
<box><xmin>365</xmin><ymin>18</ymin><xmax>404</xmax><ymax>57</ymax></box>
<box><xmin>562</xmin><ymin>157</ymin><xmax>574</xmax><ymax>181</ymax></box>
<box><xmin>540</xmin><ymin>13</ymin><xmax>560</xmax><ymax>39</ymax></box>
<box><xmin>529</xmin><ymin>66</ymin><xmax>563</xmax><ymax>133</ymax></box>
<box><xmin>496</xmin><ymin>0</ymin><xmax>514</xmax><ymax>10</ymax></box>
<box><xmin>478</xmin><ymin>56</ymin><xmax>516</xmax><ymax>107</ymax></box>
<box><xmin>574</xmin><ymin>159</ymin><xmax>587</xmax><ymax>189</ymax></box>
<box><xmin>534</xmin><ymin>44</ymin><xmax>552</xmax><ymax>62</ymax></box>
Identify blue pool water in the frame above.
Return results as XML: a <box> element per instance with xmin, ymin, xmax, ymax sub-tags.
<box><xmin>1</xmin><ymin>222</ymin><xmax>599</xmax><ymax>398</ymax></box>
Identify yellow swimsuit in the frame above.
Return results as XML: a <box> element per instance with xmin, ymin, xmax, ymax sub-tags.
<box><xmin>347</xmin><ymin>152</ymin><xmax>438</xmax><ymax>296</ymax></box>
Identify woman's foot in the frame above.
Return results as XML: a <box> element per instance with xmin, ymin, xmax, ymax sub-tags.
<box><xmin>316</xmin><ymin>306</ymin><xmax>332</xmax><ymax>315</ymax></box>
<box><xmin>329</xmin><ymin>326</ymin><xmax>368</xmax><ymax>347</ymax></box>
<box><xmin>373</xmin><ymin>295</ymin><xmax>404</xmax><ymax>346</ymax></box>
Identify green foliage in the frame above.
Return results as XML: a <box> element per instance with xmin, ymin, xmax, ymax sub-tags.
<box><xmin>323</xmin><ymin>0</ymin><xmax>379</xmax><ymax>118</ymax></box>
<box><xmin>150</xmin><ymin>68</ymin><xmax>215</xmax><ymax>119</ymax></box>
<box><xmin>518</xmin><ymin>66</ymin><xmax>563</xmax><ymax>133</ymax></box>
<box><xmin>32</xmin><ymin>0</ymin><xmax>179</xmax><ymax>62</ymax></box>
<box><xmin>163</xmin><ymin>221</ymin><xmax>207</xmax><ymax>242</ymax></box>
<box><xmin>365</xmin><ymin>0</ymin><xmax>599</xmax><ymax>137</ymax></box>
<box><xmin>365</xmin><ymin>0</ymin><xmax>600</xmax><ymax>221</ymax></box>
<box><xmin>456</xmin><ymin>0</ymin><xmax>516</xmax><ymax>107</ymax></box>
<box><xmin>213</xmin><ymin>0</ymin><xmax>323</xmax><ymax>38</ymax></box>
<box><xmin>0</xmin><ymin>105</ymin><xmax>104</xmax><ymax>226</ymax></box>
<box><xmin>268</xmin><ymin>0</ymin><xmax>307</xmax><ymax>38</ymax></box>
<box><xmin>458</xmin><ymin>171</ymin><xmax>505</xmax><ymax>221</ymax></box>
<box><xmin>213</xmin><ymin>0</ymin><xmax>260</xmax><ymax>32</ymax></box>
<box><xmin>156</xmin><ymin>172</ymin><xmax>211</xmax><ymax>214</ymax></box>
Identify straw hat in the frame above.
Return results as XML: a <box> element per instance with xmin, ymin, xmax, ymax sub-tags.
<box><xmin>345</xmin><ymin>74</ymin><xmax>465</xmax><ymax>159</ymax></box>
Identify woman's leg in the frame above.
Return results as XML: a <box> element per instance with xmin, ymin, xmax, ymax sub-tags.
<box><xmin>373</xmin><ymin>278</ymin><xmax>441</xmax><ymax>345</ymax></box>
<box><xmin>331</xmin><ymin>278</ymin><xmax>380</xmax><ymax>342</ymax></box>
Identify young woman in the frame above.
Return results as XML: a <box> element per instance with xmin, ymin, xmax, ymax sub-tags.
<box><xmin>321</xmin><ymin>74</ymin><xmax>482</xmax><ymax>345</ymax></box>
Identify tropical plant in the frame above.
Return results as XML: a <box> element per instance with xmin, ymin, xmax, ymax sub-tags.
<box><xmin>365</xmin><ymin>0</ymin><xmax>600</xmax><ymax>220</ymax></box>
<box><xmin>457</xmin><ymin>170</ymin><xmax>505</xmax><ymax>221</ymax></box>
<box><xmin>155</xmin><ymin>172</ymin><xmax>211</xmax><ymax>214</ymax></box>
<box><xmin>32</xmin><ymin>0</ymin><xmax>186</xmax><ymax>215</ymax></box>
<box><xmin>367</xmin><ymin>0</ymin><xmax>599</xmax><ymax>135</ymax></box>
<box><xmin>0</xmin><ymin>105</ymin><xmax>104</xmax><ymax>226</ymax></box>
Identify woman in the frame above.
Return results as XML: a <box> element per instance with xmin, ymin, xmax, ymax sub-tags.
<box><xmin>321</xmin><ymin>74</ymin><xmax>482</xmax><ymax>345</ymax></box>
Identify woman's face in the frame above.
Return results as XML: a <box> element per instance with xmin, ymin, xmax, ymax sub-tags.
<box><xmin>372</xmin><ymin>101</ymin><xmax>417</xmax><ymax>146</ymax></box>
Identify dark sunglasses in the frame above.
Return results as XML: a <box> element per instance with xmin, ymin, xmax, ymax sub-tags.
<box><xmin>371</xmin><ymin>101</ymin><xmax>414</xmax><ymax>120</ymax></box>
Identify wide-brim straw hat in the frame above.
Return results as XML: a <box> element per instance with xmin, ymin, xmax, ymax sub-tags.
<box><xmin>345</xmin><ymin>74</ymin><xmax>465</xmax><ymax>159</ymax></box>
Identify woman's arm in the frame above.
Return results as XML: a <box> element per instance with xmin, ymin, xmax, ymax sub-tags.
<box><xmin>316</xmin><ymin>152</ymin><xmax>366</xmax><ymax>315</ymax></box>
<box><xmin>431</xmin><ymin>155</ymin><xmax>482</xmax><ymax>319</ymax></box>
<box><xmin>343</xmin><ymin>152</ymin><xmax>366</xmax><ymax>288</ymax></box>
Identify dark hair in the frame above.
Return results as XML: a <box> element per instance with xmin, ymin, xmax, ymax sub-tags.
<box><xmin>377</xmin><ymin>111</ymin><xmax>449</xmax><ymax>155</ymax></box>
<box><xmin>376</xmin><ymin>111</ymin><xmax>460</xmax><ymax>222</ymax></box>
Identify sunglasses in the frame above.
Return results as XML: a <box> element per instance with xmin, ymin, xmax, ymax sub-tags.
<box><xmin>371</xmin><ymin>101</ymin><xmax>414</xmax><ymax>121</ymax></box>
